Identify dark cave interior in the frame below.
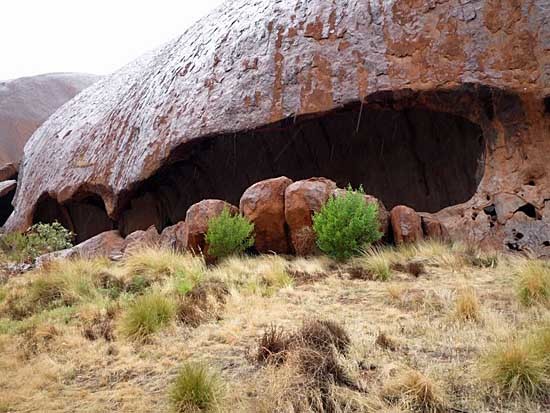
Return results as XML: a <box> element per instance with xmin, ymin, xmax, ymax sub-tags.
<box><xmin>32</xmin><ymin>100</ymin><xmax>486</xmax><ymax>241</ymax></box>
<box><xmin>0</xmin><ymin>189</ymin><xmax>15</xmax><ymax>227</ymax></box>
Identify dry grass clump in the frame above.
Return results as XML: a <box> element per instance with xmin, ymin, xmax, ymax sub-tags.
<box><xmin>516</xmin><ymin>260</ymin><xmax>550</xmax><ymax>307</ymax></box>
<box><xmin>253</xmin><ymin>320</ymin><xmax>358</xmax><ymax>412</ymax></box>
<box><xmin>256</xmin><ymin>324</ymin><xmax>291</xmax><ymax>365</ymax></box>
<box><xmin>120</xmin><ymin>291</ymin><xmax>175</xmax><ymax>341</ymax></box>
<box><xmin>80</xmin><ymin>304</ymin><xmax>119</xmax><ymax>341</ymax></box>
<box><xmin>123</xmin><ymin>247</ymin><xmax>206</xmax><ymax>284</ymax></box>
<box><xmin>19</xmin><ymin>323</ymin><xmax>61</xmax><ymax>359</ymax></box>
<box><xmin>481</xmin><ymin>326</ymin><xmax>550</xmax><ymax>399</ymax></box>
<box><xmin>210</xmin><ymin>255</ymin><xmax>293</xmax><ymax>296</ymax></box>
<box><xmin>375</xmin><ymin>331</ymin><xmax>399</xmax><ymax>352</ymax></box>
<box><xmin>176</xmin><ymin>279</ymin><xmax>229</xmax><ymax>327</ymax></box>
<box><xmin>169</xmin><ymin>362</ymin><xmax>224</xmax><ymax>413</ymax></box>
<box><xmin>382</xmin><ymin>369</ymin><xmax>448</xmax><ymax>413</ymax></box>
<box><xmin>353</xmin><ymin>247</ymin><xmax>393</xmax><ymax>281</ymax></box>
<box><xmin>0</xmin><ymin>258</ymin><xmax>120</xmax><ymax>320</ymax></box>
<box><xmin>453</xmin><ymin>286</ymin><xmax>481</xmax><ymax>322</ymax></box>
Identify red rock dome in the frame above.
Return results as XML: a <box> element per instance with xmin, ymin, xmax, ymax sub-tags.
<box><xmin>5</xmin><ymin>0</ymin><xmax>550</xmax><ymax>254</ymax></box>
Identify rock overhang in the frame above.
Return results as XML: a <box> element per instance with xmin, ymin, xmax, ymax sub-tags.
<box><xmin>4</xmin><ymin>0</ymin><xmax>549</xmax><ymax>254</ymax></box>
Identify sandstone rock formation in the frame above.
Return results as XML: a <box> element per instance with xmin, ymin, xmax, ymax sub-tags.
<box><xmin>36</xmin><ymin>230</ymin><xmax>126</xmax><ymax>266</ymax></box>
<box><xmin>4</xmin><ymin>1</ymin><xmax>549</xmax><ymax>256</ymax></box>
<box><xmin>124</xmin><ymin>225</ymin><xmax>160</xmax><ymax>254</ymax></box>
<box><xmin>420</xmin><ymin>213</ymin><xmax>450</xmax><ymax>242</ymax></box>
<box><xmin>182</xmin><ymin>200</ymin><xmax>239</xmax><ymax>258</ymax></box>
<box><xmin>285</xmin><ymin>178</ymin><xmax>337</xmax><ymax>255</ymax></box>
<box><xmin>390</xmin><ymin>205</ymin><xmax>424</xmax><ymax>245</ymax></box>
<box><xmin>159</xmin><ymin>221</ymin><xmax>186</xmax><ymax>251</ymax></box>
<box><xmin>0</xmin><ymin>73</ymin><xmax>99</xmax><ymax>226</ymax></box>
<box><xmin>240</xmin><ymin>176</ymin><xmax>293</xmax><ymax>254</ymax></box>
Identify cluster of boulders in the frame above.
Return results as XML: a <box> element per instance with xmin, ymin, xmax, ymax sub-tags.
<box><xmin>37</xmin><ymin>177</ymin><xmax>448</xmax><ymax>265</ymax></box>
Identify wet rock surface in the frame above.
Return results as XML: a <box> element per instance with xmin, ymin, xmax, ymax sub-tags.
<box><xmin>240</xmin><ymin>176</ymin><xmax>293</xmax><ymax>254</ymax></box>
<box><xmin>183</xmin><ymin>200</ymin><xmax>239</xmax><ymax>257</ymax></box>
<box><xmin>36</xmin><ymin>230</ymin><xmax>126</xmax><ymax>266</ymax></box>
<box><xmin>4</xmin><ymin>1</ymin><xmax>549</xmax><ymax>255</ymax></box>
<box><xmin>390</xmin><ymin>206</ymin><xmax>424</xmax><ymax>245</ymax></box>
<box><xmin>285</xmin><ymin>178</ymin><xmax>337</xmax><ymax>256</ymax></box>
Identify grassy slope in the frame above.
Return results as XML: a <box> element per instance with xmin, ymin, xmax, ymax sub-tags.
<box><xmin>0</xmin><ymin>243</ymin><xmax>549</xmax><ymax>412</ymax></box>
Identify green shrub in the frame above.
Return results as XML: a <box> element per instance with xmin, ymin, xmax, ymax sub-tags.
<box><xmin>0</xmin><ymin>222</ymin><xmax>73</xmax><ymax>262</ymax></box>
<box><xmin>205</xmin><ymin>209</ymin><xmax>254</xmax><ymax>259</ymax></box>
<box><xmin>313</xmin><ymin>187</ymin><xmax>383</xmax><ymax>261</ymax></box>
<box><xmin>120</xmin><ymin>292</ymin><xmax>175</xmax><ymax>340</ymax></box>
<box><xmin>170</xmin><ymin>362</ymin><xmax>223</xmax><ymax>412</ymax></box>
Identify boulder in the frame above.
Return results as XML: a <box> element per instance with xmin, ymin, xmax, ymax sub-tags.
<box><xmin>36</xmin><ymin>230</ymin><xmax>126</xmax><ymax>267</ymax></box>
<box><xmin>420</xmin><ymin>213</ymin><xmax>450</xmax><ymax>241</ymax></box>
<box><xmin>332</xmin><ymin>188</ymin><xmax>390</xmax><ymax>238</ymax></box>
<box><xmin>183</xmin><ymin>200</ymin><xmax>239</xmax><ymax>256</ymax></box>
<box><xmin>0</xmin><ymin>164</ymin><xmax>17</xmax><ymax>182</ymax></box>
<box><xmin>0</xmin><ymin>180</ymin><xmax>16</xmax><ymax>198</ymax></box>
<box><xmin>285</xmin><ymin>178</ymin><xmax>337</xmax><ymax>256</ymax></box>
<box><xmin>240</xmin><ymin>176</ymin><xmax>293</xmax><ymax>254</ymax></box>
<box><xmin>124</xmin><ymin>225</ymin><xmax>160</xmax><ymax>254</ymax></box>
<box><xmin>159</xmin><ymin>221</ymin><xmax>186</xmax><ymax>251</ymax></box>
<box><xmin>390</xmin><ymin>206</ymin><xmax>423</xmax><ymax>245</ymax></box>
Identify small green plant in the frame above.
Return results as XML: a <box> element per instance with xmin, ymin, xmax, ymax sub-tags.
<box><xmin>313</xmin><ymin>187</ymin><xmax>383</xmax><ymax>261</ymax></box>
<box><xmin>170</xmin><ymin>362</ymin><xmax>223</xmax><ymax>413</ymax></box>
<box><xmin>481</xmin><ymin>333</ymin><xmax>550</xmax><ymax>398</ymax></box>
<box><xmin>516</xmin><ymin>261</ymin><xmax>550</xmax><ymax>307</ymax></box>
<box><xmin>120</xmin><ymin>292</ymin><xmax>175</xmax><ymax>340</ymax></box>
<box><xmin>0</xmin><ymin>222</ymin><xmax>73</xmax><ymax>262</ymax></box>
<box><xmin>205</xmin><ymin>209</ymin><xmax>254</xmax><ymax>259</ymax></box>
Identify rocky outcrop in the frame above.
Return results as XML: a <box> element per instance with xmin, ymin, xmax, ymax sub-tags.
<box><xmin>0</xmin><ymin>73</ymin><xmax>99</xmax><ymax>174</ymax></box>
<box><xmin>285</xmin><ymin>178</ymin><xmax>337</xmax><ymax>255</ymax></box>
<box><xmin>182</xmin><ymin>200</ymin><xmax>239</xmax><ymax>257</ymax></box>
<box><xmin>4</xmin><ymin>1</ymin><xmax>549</xmax><ymax>256</ymax></box>
<box><xmin>124</xmin><ymin>225</ymin><xmax>160</xmax><ymax>254</ymax></box>
<box><xmin>240</xmin><ymin>176</ymin><xmax>293</xmax><ymax>254</ymax></box>
<box><xmin>36</xmin><ymin>230</ymin><xmax>126</xmax><ymax>266</ymax></box>
<box><xmin>390</xmin><ymin>206</ymin><xmax>424</xmax><ymax>245</ymax></box>
<box><xmin>0</xmin><ymin>73</ymin><xmax>99</xmax><ymax>227</ymax></box>
<box><xmin>420</xmin><ymin>213</ymin><xmax>450</xmax><ymax>242</ymax></box>
<box><xmin>159</xmin><ymin>221</ymin><xmax>186</xmax><ymax>251</ymax></box>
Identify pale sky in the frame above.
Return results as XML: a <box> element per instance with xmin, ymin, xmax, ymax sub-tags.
<box><xmin>0</xmin><ymin>0</ymin><xmax>225</xmax><ymax>81</ymax></box>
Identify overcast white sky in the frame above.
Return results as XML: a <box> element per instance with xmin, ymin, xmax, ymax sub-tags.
<box><xmin>0</xmin><ymin>0</ymin><xmax>225</xmax><ymax>81</ymax></box>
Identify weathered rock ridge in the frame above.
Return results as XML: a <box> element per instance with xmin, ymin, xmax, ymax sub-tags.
<box><xmin>4</xmin><ymin>0</ymin><xmax>550</xmax><ymax>256</ymax></box>
<box><xmin>0</xmin><ymin>72</ymin><xmax>100</xmax><ymax>226</ymax></box>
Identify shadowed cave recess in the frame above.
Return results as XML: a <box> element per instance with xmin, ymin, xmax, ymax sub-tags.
<box><xmin>33</xmin><ymin>90</ymin><xmax>489</xmax><ymax>243</ymax></box>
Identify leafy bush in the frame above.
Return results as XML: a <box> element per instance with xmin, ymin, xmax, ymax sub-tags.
<box><xmin>170</xmin><ymin>362</ymin><xmax>223</xmax><ymax>413</ymax></box>
<box><xmin>0</xmin><ymin>222</ymin><xmax>73</xmax><ymax>262</ymax></box>
<box><xmin>120</xmin><ymin>292</ymin><xmax>175</xmax><ymax>340</ymax></box>
<box><xmin>205</xmin><ymin>209</ymin><xmax>254</xmax><ymax>259</ymax></box>
<box><xmin>313</xmin><ymin>187</ymin><xmax>383</xmax><ymax>261</ymax></box>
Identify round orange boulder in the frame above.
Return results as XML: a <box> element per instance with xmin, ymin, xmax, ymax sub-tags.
<box><xmin>284</xmin><ymin>178</ymin><xmax>337</xmax><ymax>256</ymax></box>
<box><xmin>183</xmin><ymin>200</ymin><xmax>238</xmax><ymax>256</ymax></box>
<box><xmin>240</xmin><ymin>176</ymin><xmax>293</xmax><ymax>254</ymax></box>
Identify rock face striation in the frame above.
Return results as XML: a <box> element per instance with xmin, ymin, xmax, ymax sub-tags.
<box><xmin>0</xmin><ymin>73</ymin><xmax>100</xmax><ymax>226</ymax></box>
<box><xmin>4</xmin><ymin>0</ymin><xmax>550</xmax><ymax>256</ymax></box>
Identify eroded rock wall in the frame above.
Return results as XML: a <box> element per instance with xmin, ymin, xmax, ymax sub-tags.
<box><xmin>4</xmin><ymin>0</ymin><xmax>549</xmax><ymax>254</ymax></box>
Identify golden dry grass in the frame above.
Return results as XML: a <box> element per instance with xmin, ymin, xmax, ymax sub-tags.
<box><xmin>0</xmin><ymin>243</ymin><xmax>549</xmax><ymax>412</ymax></box>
